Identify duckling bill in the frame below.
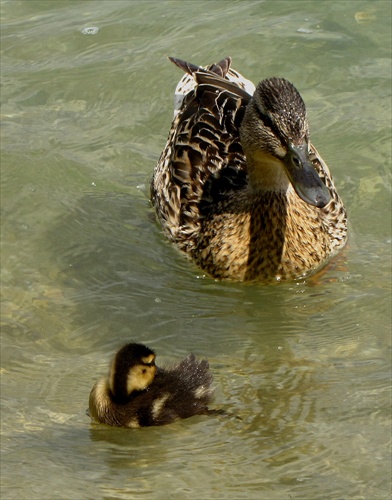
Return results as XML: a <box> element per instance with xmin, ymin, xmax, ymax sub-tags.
<box><xmin>88</xmin><ymin>343</ymin><xmax>217</xmax><ymax>427</ymax></box>
<box><xmin>151</xmin><ymin>57</ymin><xmax>348</xmax><ymax>282</ymax></box>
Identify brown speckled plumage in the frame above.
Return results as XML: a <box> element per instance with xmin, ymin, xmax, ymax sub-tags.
<box><xmin>151</xmin><ymin>57</ymin><xmax>347</xmax><ymax>282</ymax></box>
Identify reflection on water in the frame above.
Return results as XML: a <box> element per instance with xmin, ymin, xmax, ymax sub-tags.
<box><xmin>1</xmin><ymin>1</ymin><xmax>391</xmax><ymax>499</ymax></box>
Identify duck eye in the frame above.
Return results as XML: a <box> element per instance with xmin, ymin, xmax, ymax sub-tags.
<box><xmin>292</xmin><ymin>155</ymin><xmax>301</xmax><ymax>167</ymax></box>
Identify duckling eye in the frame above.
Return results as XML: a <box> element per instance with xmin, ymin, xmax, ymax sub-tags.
<box><xmin>141</xmin><ymin>362</ymin><xmax>155</xmax><ymax>374</ymax></box>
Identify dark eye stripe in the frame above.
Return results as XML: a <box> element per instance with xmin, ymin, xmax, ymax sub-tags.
<box><xmin>253</xmin><ymin>102</ymin><xmax>286</xmax><ymax>147</ymax></box>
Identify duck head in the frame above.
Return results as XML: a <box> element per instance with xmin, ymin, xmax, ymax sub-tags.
<box><xmin>240</xmin><ymin>77</ymin><xmax>331</xmax><ymax>208</ymax></box>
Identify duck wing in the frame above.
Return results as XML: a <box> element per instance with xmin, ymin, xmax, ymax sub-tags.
<box><xmin>151</xmin><ymin>57</ymin><xmax>254</xmax><ymax>248</ymax></box>
<box><xmin>169</xmin><ymin>56</ymin><xmax>253</xmax><ymax>102</ymax></box>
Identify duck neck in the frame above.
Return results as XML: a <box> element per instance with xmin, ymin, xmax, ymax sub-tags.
<box><xmin>246</xmin><ymin>151</ymin><xmax>291</xmax><ymax>195</ymax></box>
<box><xmin>109</xmin><ymin>372</ymin><xmax>131</xmax><ymax>403</ymax></box>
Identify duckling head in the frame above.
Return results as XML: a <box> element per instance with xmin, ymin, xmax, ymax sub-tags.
<box><xmin>240</xmin><ymin>77</ymin><xmax>331</xmax><ymax>208</ymax></box>
<box><xmin>109</xmin><ymin>343</ymin><xmax>157</xmax><ymax>402</ymax></box>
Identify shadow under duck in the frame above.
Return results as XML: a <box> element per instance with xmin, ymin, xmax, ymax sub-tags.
<box><xmin>88</xmin><ymin>343</ymin><xmax>218</xmax><ymax>428</ymax></box>
<box><xmin>151</xmin><ymin>57</ymin><xmax>347</xmax><ymax>282</ymax></box>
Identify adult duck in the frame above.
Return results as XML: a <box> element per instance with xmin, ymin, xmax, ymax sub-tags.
<box><xmin>151</xmin><ymin>57</ymin><xmax>347</xmax><ymax>282</ymax></box>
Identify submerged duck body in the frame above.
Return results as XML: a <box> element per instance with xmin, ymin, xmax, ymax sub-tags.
<box><xmin>151</xmin><ymin>57</ymin><xmax>347</xmax><ymax>282</ymax></box>
<box><xmin>88</xmin><ymin>343</ymin><xmax>215</xmax><ymax>428</ymax></box>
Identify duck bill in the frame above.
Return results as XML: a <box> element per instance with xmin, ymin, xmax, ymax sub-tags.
<box><xmin>283</xmin><ymin>144</ymin><xmax>331</xmax><ymax>208</ymax></box>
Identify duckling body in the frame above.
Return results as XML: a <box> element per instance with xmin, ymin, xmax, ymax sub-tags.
<box><xmin>151</xmin><ymin>57</ymin><xmax>347</xmax><ymax>282</ymax></box>
<box><xmin>88</xmin><ymin>343</ymin><xmax>215</xmax><ymax>428</ymax></box>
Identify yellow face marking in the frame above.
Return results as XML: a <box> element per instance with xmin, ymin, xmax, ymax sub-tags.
<box><xmin>141</xmin><ymin>354</ymin><xmax>155</xmax><ymax>365</ymax></box>
<box><xmin>127</xmin><ymin>363</ymin><xmax>156</xmax><ymax>394</ymax></box>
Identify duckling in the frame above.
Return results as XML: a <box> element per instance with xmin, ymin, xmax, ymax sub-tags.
<box><xmin>88</xmin><ymin>343</ymin><xmax>217</xmax><ymax>427</ymax></box>
<box><xmin>151</xmin><ymin>57</ymin><xmax>348</xmax><ymax>282</ymax></box>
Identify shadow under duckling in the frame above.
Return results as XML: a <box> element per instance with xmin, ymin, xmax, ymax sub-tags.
<box><xmin>88</xmin><ymin>343</ymin><xmax>222</xmax><ymax>428</ymax></box>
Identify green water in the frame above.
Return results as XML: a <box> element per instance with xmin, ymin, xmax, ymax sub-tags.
<box><xmin>1</xmin><ymin>1</ymin><xmax>391</xmax><ymax>499</ymax></box>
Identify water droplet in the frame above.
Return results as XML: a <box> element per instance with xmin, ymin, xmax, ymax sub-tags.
<box><xmin>81</xmin><ymin>26</ymin><xmax>99</xmax><ymax>36</ymax></box>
